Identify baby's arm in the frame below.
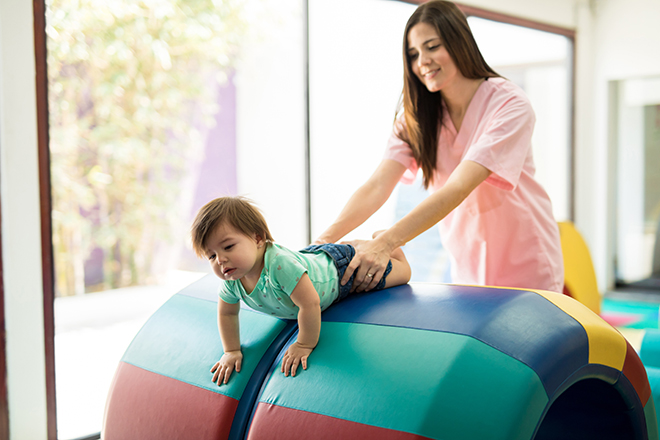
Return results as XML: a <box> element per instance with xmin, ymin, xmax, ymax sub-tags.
<box><xmin>281</xmin><ymin>274</ymin><xmax>321</xmax><ymax>377</ymax></box>
<box><xmin>211</xmin><ymin>300</ymin><xmax>242</xmax><ymax>385</ymax></box>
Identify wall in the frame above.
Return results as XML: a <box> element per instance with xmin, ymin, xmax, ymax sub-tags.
<box><xmin>460</xmin><ymin>0</ymin><xmax>577</xmax><ymax>28</ymax></box>
<box><xmin>0</xmin><ymin>0</ymin><xmax>49</xmax><ymax>439</ymax></box>
<box><xmin>577</xmin><ymin>0</ymin><xmax>660</xmax><ymax>291</ymax></box>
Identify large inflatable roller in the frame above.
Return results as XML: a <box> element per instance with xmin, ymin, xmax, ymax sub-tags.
<box><xmin>102</xmin><ymin>276</ymin><xmax>658</xmax><ymax>440</ymax></box>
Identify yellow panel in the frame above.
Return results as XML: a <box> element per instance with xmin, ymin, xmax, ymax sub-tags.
<box><xmin>533</xmin><ymin>289</ymin><xmax>627</xmax><ymax>370</ymax></box>
<box><xmin>558</xmin><ymin>221</ymin><xmax>602</xmax><ymax>315</ymax></box>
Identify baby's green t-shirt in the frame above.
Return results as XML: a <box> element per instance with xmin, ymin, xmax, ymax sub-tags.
<box><xmin>218</xmin><ymin>243</ymin><xmax>340</xmax><ymax>319</ymax></box>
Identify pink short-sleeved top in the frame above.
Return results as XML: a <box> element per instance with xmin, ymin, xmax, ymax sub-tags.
<box><xmin>384</xmin><ymin>77</ymin><xmax>564</xmax><ymax>293</ymax></box>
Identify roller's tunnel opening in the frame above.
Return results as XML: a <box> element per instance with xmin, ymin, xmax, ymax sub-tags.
<box><xmin>535</xmin><ymin>378</ymin><xmax>639</xmax><ymax>440</ymax></box>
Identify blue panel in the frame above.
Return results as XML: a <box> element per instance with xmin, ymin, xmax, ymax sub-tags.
<box><xmin>322</xmin><ymin>283</ymin><xmax>589</xmax><ymax>396</ymax></box>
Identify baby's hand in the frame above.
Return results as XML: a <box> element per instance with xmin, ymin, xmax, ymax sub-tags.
<box><xmin>211</xmin><ymin>350</ymin><xmax>243</xmax><ymax>385</ymax></box>
<box><xmin>281</xmin><ymin>342</ymin><xmax>313</xmax><ymax>377</ymax></box>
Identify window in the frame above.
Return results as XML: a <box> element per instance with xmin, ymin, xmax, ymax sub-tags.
<box><xmin>46</xmin><ymin>0</ymin><xmax>305</xmax><ymax>437</ymax></box>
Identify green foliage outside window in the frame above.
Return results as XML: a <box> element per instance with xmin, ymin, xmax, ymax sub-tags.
<box><xmin>47</xmin><ymin>0</ymin><xmax>247</xmax><ymax>296</ymax></box>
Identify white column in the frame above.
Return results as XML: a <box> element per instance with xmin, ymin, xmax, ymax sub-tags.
<box><xmin>573</xmin><ymin>0</ymin><xmax>603</xmax><ymax>290</ymax></box>
<box><xmin>0</xmin><ymin>0</ymin><xmax>49</xmax><ymax>438</ymax></box>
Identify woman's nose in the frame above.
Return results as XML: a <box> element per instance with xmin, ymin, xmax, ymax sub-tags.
<box><xmin>418</xmin><ymin>52</ymin><xmax>430</xmax><ymax>67</ymax></box>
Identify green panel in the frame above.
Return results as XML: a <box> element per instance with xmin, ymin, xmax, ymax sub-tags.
<box><xmin>260</xmin><ymin>322</ymin><xmax>547</xmax><ymax>440</ymax></box>
<box><xmin>122</xmin><ymin>294</ymin><xmax>287</xmax><ymax>400</ymax></box>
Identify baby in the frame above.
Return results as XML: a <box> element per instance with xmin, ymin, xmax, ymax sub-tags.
<box><xmin>191</xmin><ymin>196</ymin><xmax>411</xmax><ymax>385</ymax></box>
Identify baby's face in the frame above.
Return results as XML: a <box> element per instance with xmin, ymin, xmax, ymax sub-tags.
<box><xmin>204</xmin><ymin>223</ymin><xmax>264</xmax><ymax>282</ymax></box>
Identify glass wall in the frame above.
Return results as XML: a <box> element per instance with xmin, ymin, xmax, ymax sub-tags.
<box><xmin>309</xmin><ymin>0</ymin><xmax>573</xmax><ymax>282</ymax></box>
<box><xmin>46</xmin><ymin>0</ymin><xmax>305</xmax><ymax>437</ymax></box>
<box><xmin>615</xmin><ymin>76</ymin><xmax>660</xmax><ymax>289</ymax></box>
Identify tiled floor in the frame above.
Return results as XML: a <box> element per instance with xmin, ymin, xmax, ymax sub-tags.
<box><xmin>54</xmin><ymin>271</ymin><xmax>206</xmax><ymax>440</ymax></box>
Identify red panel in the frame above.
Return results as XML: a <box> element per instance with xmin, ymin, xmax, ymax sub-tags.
<box><xmin>247</xmin><ymin>402</ymin><xmax>433</xmax><ymax>440</ymax></box>
<box><xmin>622</xmin><ymin>340</ymin><xmax>651</xmax><ymax>405</ymax></box>
<box><xmin>103</xmin><ymin>362</ymin><xmax>238</xmax><ymax>440</ymax></box>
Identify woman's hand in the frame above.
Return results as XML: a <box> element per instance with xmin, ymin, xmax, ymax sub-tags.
<box><xmin>210</xmin><ymin>350</ymin><xmax>243</xmax><ymax>385</ymax></box>
<box><xmin>342</xmin><ymin>236</ymin><xmax>394</xmax><ymax>292</ymax></box>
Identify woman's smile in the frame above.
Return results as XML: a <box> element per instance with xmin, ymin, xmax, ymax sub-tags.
<box><xmin>422</xmin><ymin>68</ymin><xmax>440</xmax><ymax>79</ymax></box>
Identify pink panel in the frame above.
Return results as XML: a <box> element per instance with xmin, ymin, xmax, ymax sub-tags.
<box><xmin>247</xmin><ymin>402</ymin><xmax>432</xmax><ymax>440</ymax></box>
<box><xmin>103</xmin><ymin>362</ymin><xmax>238</xmax><ymax>440</ymax></box>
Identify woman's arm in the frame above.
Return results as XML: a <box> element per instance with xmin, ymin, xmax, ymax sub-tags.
<box><xmin>346</xmin><ymin>160</ymin><xmax>492</xmax><ymax>292</ymax></box>
<box><xmin>315</xmin><ymin>159</ymin><xmax>407</xmax><ymax>244</ymax></box>
<box><xmin>210</xmin><ymin>300</ymin><xmax>242</xmax><ymax>385</ymax></box>
<box><xmin>281</xmin><ymin>274</ymin><xmax>321</xmax><ymax>377</ymax></box>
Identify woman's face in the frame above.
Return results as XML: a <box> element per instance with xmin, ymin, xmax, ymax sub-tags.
<box><xmin>407</xmin><ymin>22</ymin><xmax>459</xmax><ymax>93</ymax></box>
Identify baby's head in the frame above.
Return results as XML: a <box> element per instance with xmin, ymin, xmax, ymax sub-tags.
<box><xmin>191</xmin><ymin>196</ymin><xmax>274</xmax><ymax>259</ymax></box>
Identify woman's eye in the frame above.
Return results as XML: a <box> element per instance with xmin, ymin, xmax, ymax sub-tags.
<box><xmin>224</xmin><ymin>244</ymin><xmax>234</xmax><ymax>251</ymax></box>
<box><xmin>209</xmin><ymin>254</ymin><xmax>216</xmax><ymax>261</ymax></box>
<box><xmin>409</xmin><ymin>53</ymin><xmax>418</xmax><ymax>61</ymax></box>
<box><xmin>429</xmin><ymin>44</ymin><xmax>440</xmax><ymax>51</ymax></box>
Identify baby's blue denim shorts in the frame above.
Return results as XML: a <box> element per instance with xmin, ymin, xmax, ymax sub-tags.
<box><xmin>300</xmin><ymin>243</ymin><xmax>393</xmax><ymax>303</ymax></box>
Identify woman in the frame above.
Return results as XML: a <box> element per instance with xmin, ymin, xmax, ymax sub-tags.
<box><xmin>314</xmin><ymin>1</ymin><xmax>564</xmax><ymax>293</ymax></box>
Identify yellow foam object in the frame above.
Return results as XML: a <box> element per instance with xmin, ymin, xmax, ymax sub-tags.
<box><xmin>558</xmin><ymin>221</ymin><xmax>601</xmax><ymax>315</ymax></box>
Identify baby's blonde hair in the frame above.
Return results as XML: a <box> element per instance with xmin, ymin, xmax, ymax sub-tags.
<box><xmin>190</xmin><ymin>196</ymin><xmax>274</xmax><ymax>258</ymax></box>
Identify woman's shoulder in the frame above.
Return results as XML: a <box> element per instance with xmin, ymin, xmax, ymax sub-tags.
<box><xmin>483</xmin><ymin>77</ymin><xmax>529</xmax><ymax>102</ymax></box>
<box><xmin>478</xmin><ymin>77</ymin><xmax>533</xmax><ymax>116</ymax></box>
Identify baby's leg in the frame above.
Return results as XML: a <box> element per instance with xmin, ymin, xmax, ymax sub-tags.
<box><xmin>384</xmin><ymin>246</ymin><xmax>411</xmax><ymax>288</ymax></box>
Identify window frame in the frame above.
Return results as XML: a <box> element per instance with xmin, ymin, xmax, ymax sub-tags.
<box><xmin>35</xmin><ymin>0</ymin><xmax>58</xmax><ymax>437</ymax></box>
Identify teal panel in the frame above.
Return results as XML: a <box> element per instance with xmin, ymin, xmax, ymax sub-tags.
<box><xmin>122</xmin><ymin>294</ymin><xmax>287</xmax><ymax>400</ymax></box>
<box><xmin>260</xmin><ymin>322</ymin><xmax>548</xmax><ymax>440</ymax></box>
<box><xmin>642</xmin><ymin>330</ymin><xmax>660</xmax><ymax>369</ymax></box>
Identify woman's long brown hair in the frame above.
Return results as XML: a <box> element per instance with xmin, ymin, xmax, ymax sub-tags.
<box><xmin>399</xmin><ymin>1</ymin><xmax>499</xmax><ymax>189</ymax></box>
